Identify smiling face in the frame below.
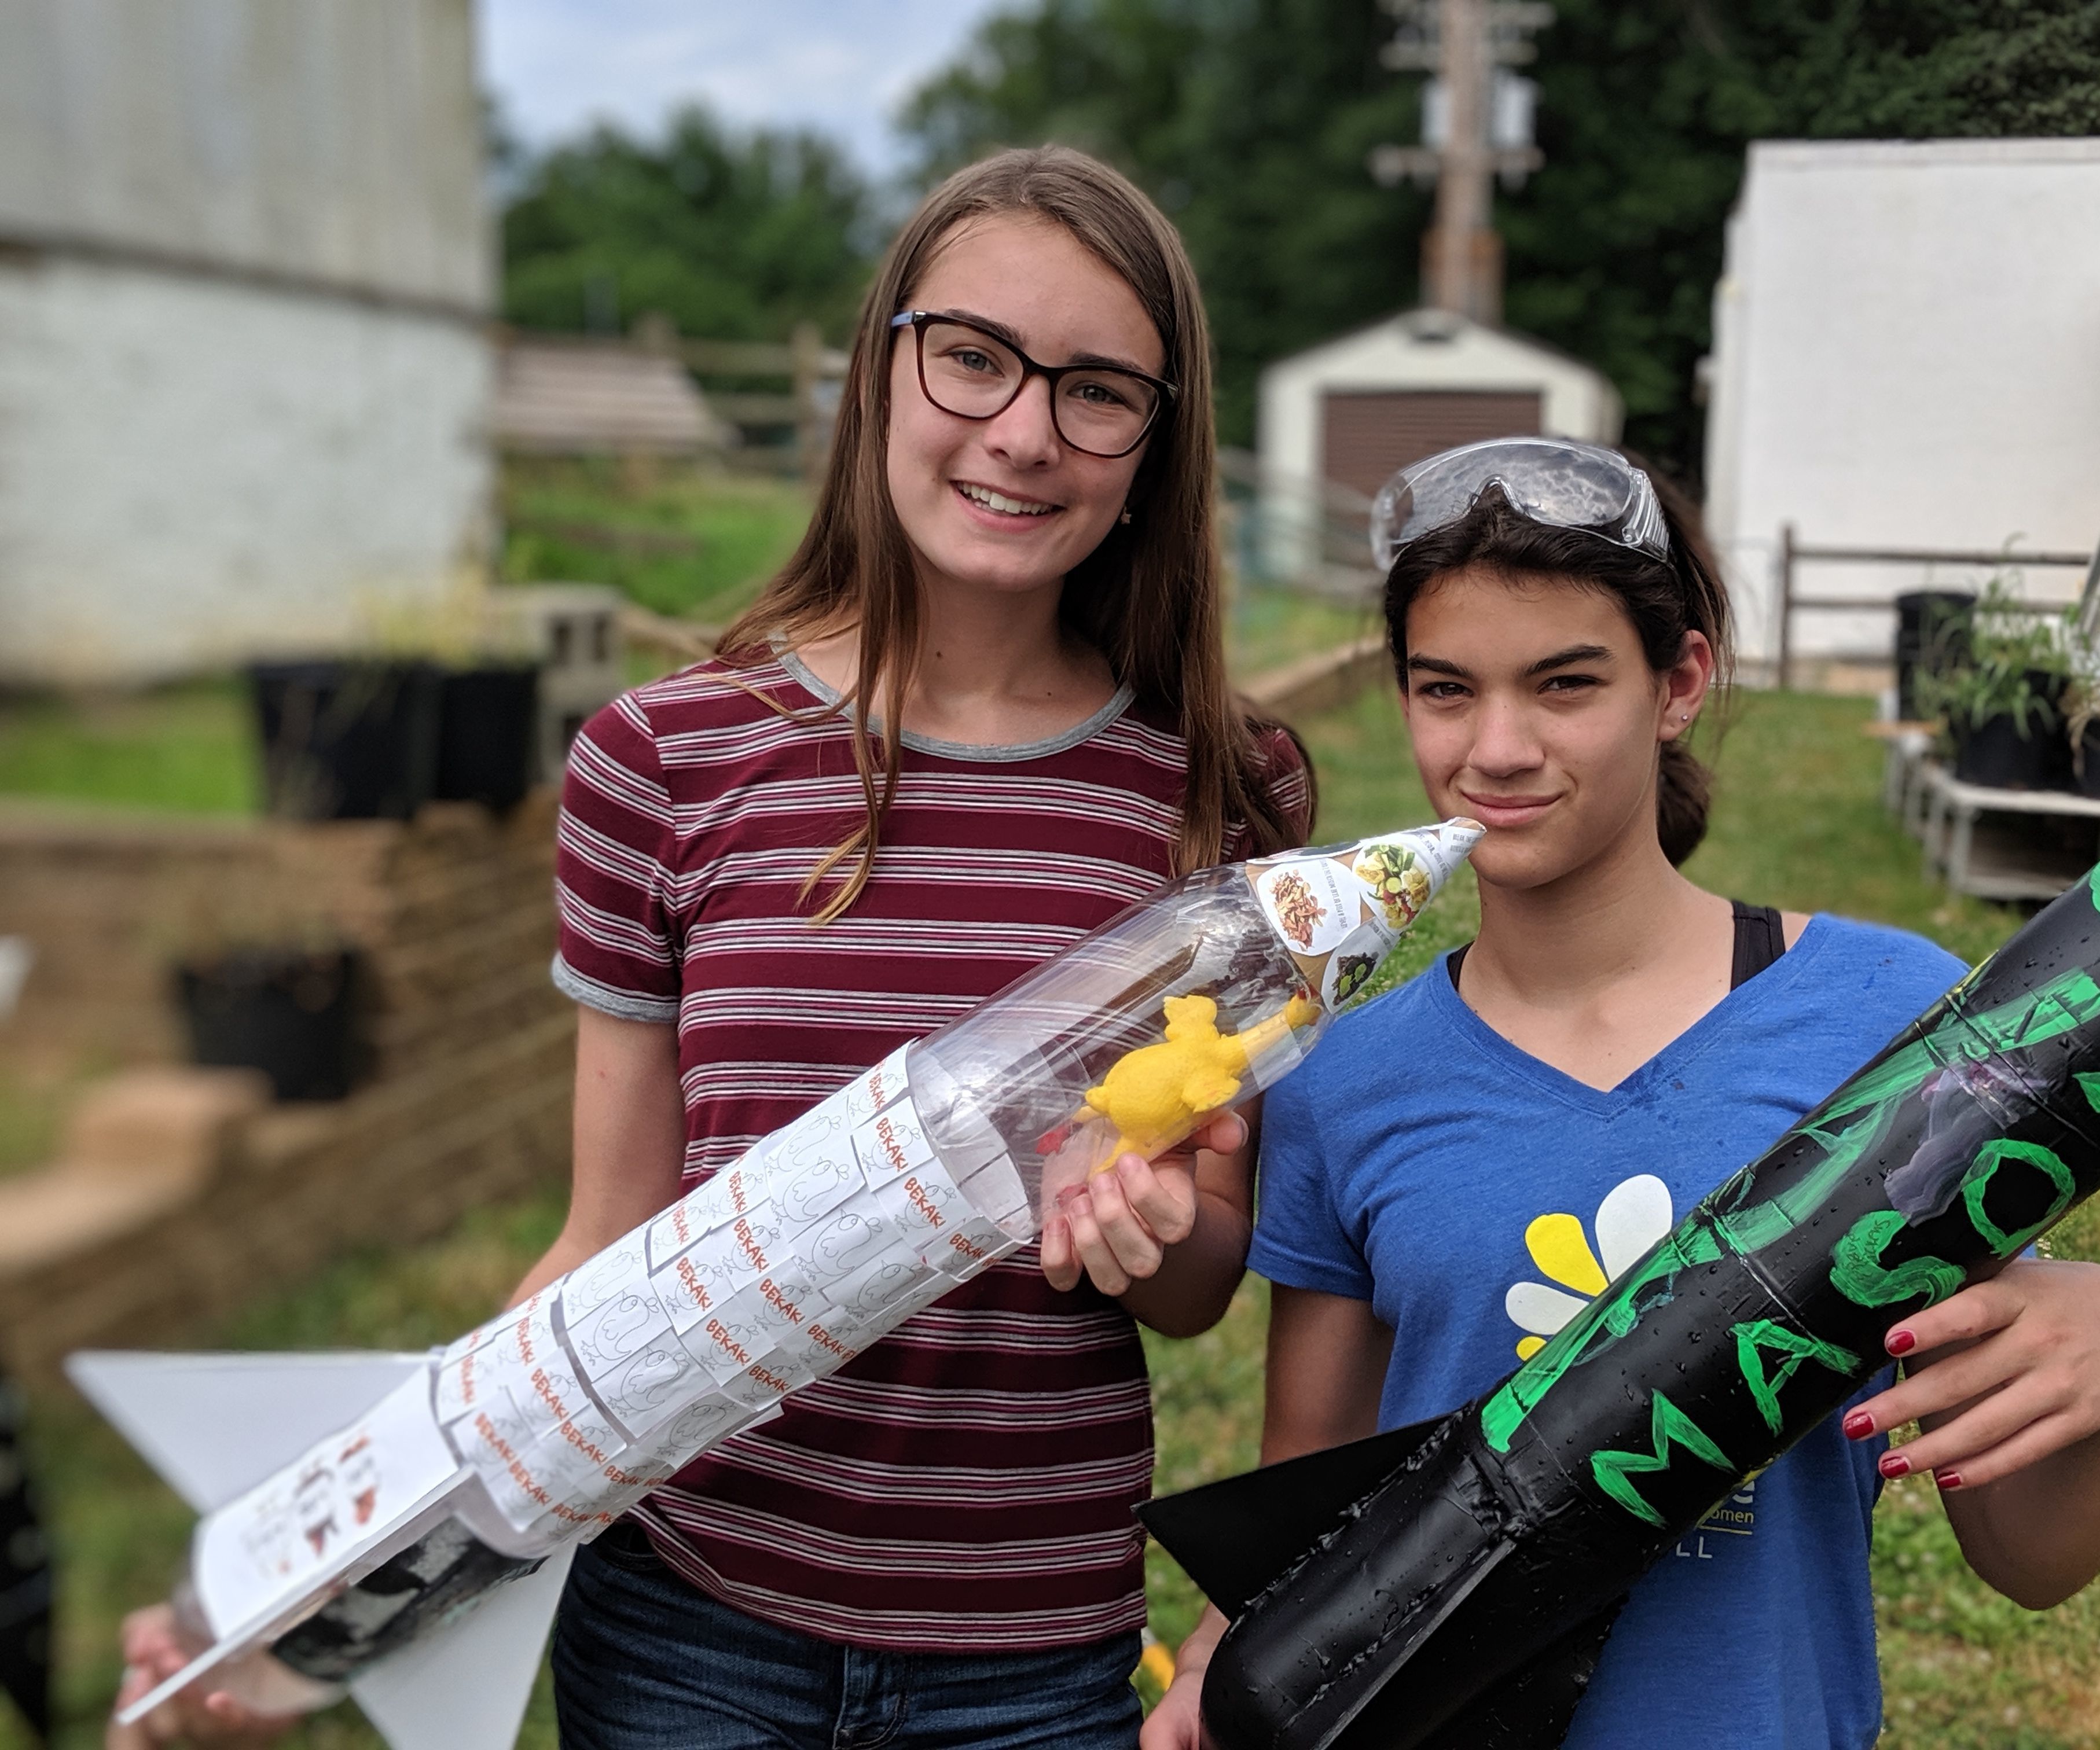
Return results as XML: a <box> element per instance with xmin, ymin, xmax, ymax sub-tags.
<box><xmin>1400</xmin><ymin>565</ymin><xmax>1711</xmax><ymax>892</ymax></box>
<box><xmin>884</xmin><ymin>214</ymin><xmax>1165</xmax><ymax>603</ymax></box>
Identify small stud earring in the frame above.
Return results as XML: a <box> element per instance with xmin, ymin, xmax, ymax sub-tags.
<box><xmin>1119</xmin><ymin>506</ymin><xmax>1133</xmax><ymax>525</ymax></box>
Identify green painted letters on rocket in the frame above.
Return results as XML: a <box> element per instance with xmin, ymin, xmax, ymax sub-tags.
<box><xmin>1484</xmin><ymin>968</ymin><xmax>2100</xmax><ymax>1457</ymax></box>
<box><xmin>1590</xmin><ymin>1392</ymin><xmax>1731</xmax><ymax>1527</ymax></box>
<box><xmin>1732</xmin><ymin>1321</ymin><xmax>1860</xmax><ymax>1436</ymax></box>
<box><xmin>1961</xmin><ymin>1138</ymin><xmax>2075</xmax><ymax>1255</ymax></box>
<box><xmin>1480</xmin><ymin>1223</ymin><xmax>1721</xmax><ymax>1453</ymax></box>
<box><xmin>1830</xmin><ymin>1210</ymin><xmax>1964</xmax><ymax>1308</ymax></box>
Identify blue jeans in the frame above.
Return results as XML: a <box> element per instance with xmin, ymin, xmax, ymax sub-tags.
<box><xmin>552</xmin><ymin>1524</ymin><xmax>1144</xmax><ymax>1749</ymax></box>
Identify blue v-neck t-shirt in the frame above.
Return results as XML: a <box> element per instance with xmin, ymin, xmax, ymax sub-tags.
<box><xmin>1248</xmin><ymin>914</ymin><xmax>1967</xmax><ymax>1750</ymax></box>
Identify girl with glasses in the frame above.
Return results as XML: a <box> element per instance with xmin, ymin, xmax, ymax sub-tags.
<box><xmin>524</xmin><ymin>146</ymin><xmax>1308</xmax><ymax>1748</ymax></box>
<box><xmin>1146</xmin><ymin>441</ymin><xmax>2100</xmax><ymax>1750</ymax></box>
<box><xmin>108</xmin><ymin>140</ymin><xmax>1304</xmax><ymax>1750</ymax></box>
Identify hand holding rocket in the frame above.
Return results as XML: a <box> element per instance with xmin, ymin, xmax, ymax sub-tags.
<box><xmin>1143</xmin><ymin>863</ymin><xmax>2100</xmax><ymax>1750</ymax></box>
<box><xmin>76</xmin><ymin>818</ymin><xmax>1482</xmax><ymax>1749</ymax></box>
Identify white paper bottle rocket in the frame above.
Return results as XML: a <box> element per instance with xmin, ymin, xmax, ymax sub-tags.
<box><xmin>75</xmin><ymin>818</ymin><xmax>1481</xmax><ymax>1749</ymax></box>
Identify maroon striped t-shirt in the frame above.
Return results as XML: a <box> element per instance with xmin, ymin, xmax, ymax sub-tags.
<box><xmin>551</xmin><ymin>649</ymin><xmax>1312</xmax><ymax>1650</ymax></box>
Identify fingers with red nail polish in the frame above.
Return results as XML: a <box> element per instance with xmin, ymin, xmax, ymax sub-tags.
<box><xmin>1886</xmin><ymin>1328</ymin><xmax>1915</xmax><ymax>1356</ymax></box>
<box><xmin>1879</xmin><ymin>1452</ymin><xmax>1910</xmax><ymax>1479</ymax></box>
<box><xmin>1842</xmin><ymin>1410</ymin><xmax>1874</xmax><ymax>1440</ymax></box>
<box><xmin>1935</xmin><ymin>1469</ymin><xmax>1962</xmax><ymax>1491</ymax></box>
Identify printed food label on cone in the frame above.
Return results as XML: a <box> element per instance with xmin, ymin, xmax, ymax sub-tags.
<box><xmin>1251</xmin><ymin>858</ymin><xmax>1359</xmax><ymax>957</ymax></box>
<box><xmin>1245</xmin><ymin>829</ymin><xmax>1464</xmax><ymax>1002</ymax></box>
<box><xmin>1319</xmin><ymin>921</ymin><xmax>1391</xmax><ymax>1010</ymax></box>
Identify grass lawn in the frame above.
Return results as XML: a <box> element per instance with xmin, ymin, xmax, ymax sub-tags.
<box><xmin>0</xmin><ymin>682</ymin><xmax>257</xmax><ymax>816</ymax></box>
<box><xmin>6</xmin><ymin>684</ymin><xmax>2092</xmax><ymax>1749</ymax></box>
<box><xmin>499</xmin><ymin>458</ymin><xmax>813</xmax><ymax>627</ymax></box>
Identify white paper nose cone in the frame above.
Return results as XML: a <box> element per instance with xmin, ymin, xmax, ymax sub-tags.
<box><xmin>1437</xmin><ymin>815</ymin><xmax>1486</xmax><ymax>856</ymax></box>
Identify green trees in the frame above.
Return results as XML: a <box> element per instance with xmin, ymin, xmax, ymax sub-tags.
<box><xmin>900</xmin><ymin>0</ymin><xmax>2100</xmax><ymax>478</ymax></box>
<box><xmin>491</xmin><ymin>5</ymin><xmax>2099</xmax><ymax>477</ymax></box>
<box><xmin>501</xmin><ymin>107</ymin><xmax>875</xmax><ymax>344</ymax></box>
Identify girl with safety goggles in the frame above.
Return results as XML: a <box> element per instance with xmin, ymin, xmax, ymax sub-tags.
<box><xmin>1148</xmin><ymin>439</ymin><xmax>2100</xmax><ymax>1750</ymax></box>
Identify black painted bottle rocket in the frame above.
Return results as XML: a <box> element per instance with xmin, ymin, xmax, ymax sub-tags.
<box><xmin>75</xmin><ymin>819</ymin><xmax>1482</xmax><ymax>1750</ymax></box>
<box><xmin>1143</xmin><ymin>866</ymin><xmax>2100</xmax><ymax>1750</ymax></box>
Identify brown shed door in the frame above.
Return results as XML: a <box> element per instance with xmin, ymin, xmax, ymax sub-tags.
<box><xmin>1320</xmin><ymin>389</ymin><xmax>1543</xmax><ymax>499</ymax></box>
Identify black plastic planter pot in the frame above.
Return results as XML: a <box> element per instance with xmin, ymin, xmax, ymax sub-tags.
<box><xmin>2075</xmin><ymin>723</ymin><xmax>2100</xmax><ymax>800</ymax></box>
<box><xmin>249</xmin><ymin>661</ymin><xmax>442</xmax><ymax>821</ymax></box>
<box><xmin>1954</xmin><ymin>714</ymin><xmax>2061</xmax><ymax>790</ymax></box>
<box><xmin>434</xmin><ymin>666</ymin><xmax>541</xmax><ymax>814</ymax></box>
<box><xmin>1894</xmin><ymin>591</ymin><xmax>1974</xmax><ymax>721</ymax></box>
<box><xmin>175</xmin><ymin>947</ymin><xmax>366</xmax><ymax>1101</ymax></box>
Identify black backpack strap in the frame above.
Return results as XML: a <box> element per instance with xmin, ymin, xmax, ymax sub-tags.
<box><xmin>1449</xmin><ymin>905</ymin><xmax>1785</xmax><ymax>997</ymax></box>
<box><xmin>1730</xmin><ymin>900</ymin><xmax>1787</xmax><ymax>990</ymax></box>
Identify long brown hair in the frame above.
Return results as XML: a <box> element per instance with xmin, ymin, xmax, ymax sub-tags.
<box><xmin>1381</xmin><ymin>462</ymin><xmax>1734</xmax><ymax>866</ymax></box>
<box><xmin>717</xmin><ymin>145</ymin><xmax>1301</xmax><ymax>920</ymax></box>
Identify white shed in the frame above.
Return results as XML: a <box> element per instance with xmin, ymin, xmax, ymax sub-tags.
<box><xmin>1703</xmin><ymin>139</ymin><xmax>2100</xmax><ymax>684</ymax></box>
<box><xmin>0</xmin><ymin>0</ymin><xmax>494</xmax><ymax>685</ymax></box>
<box><xmin>1254</xmin><ymin>308</ymin><xmax>1622</xmax><ymax>587</ymax></box>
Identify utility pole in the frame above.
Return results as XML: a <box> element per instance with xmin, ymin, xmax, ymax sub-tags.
<box><xmin>1369</xmin><ymin>0</ymin><xmax>1553</xmax><ymax>325</ymax></box>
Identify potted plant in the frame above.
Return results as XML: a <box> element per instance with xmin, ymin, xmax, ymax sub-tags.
<box><xmin>248</xmin><ymin>659</ymin><xmax>444</xmax><ymax>821</ymax></box>
<box><xmin>1893</xmin><ymin>590</ymin><xmax>1974</xmax><ymax>722</ymax></box>
<box><xmin>434</xmin><ymin>663</ymin><xmax>541</xmax><ymax>814</ymax></box>
<box><xmin>1915</xmin><ymin>582</ymin><xmax>2073</xmax><ymax>791</ymax></box>
<box><xmin>174</xmin><ymin>943</ymin><xmax>368</xmax><ymax>1101</ymax></box>
<box><xmin>248</xmin><ymin>584</ymin><xmax>548</xmax><ymax>821</ymax></box>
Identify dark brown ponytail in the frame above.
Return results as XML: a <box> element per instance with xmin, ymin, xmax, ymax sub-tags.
<box><xmin>1381</xmin><ymin>458</ymin><xmax>1732</xmax><ymax>866</ymax></box>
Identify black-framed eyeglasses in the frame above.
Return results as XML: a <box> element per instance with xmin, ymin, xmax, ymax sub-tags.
<box><xmin>889</xmin><ymin>310</ymin><xmax>1176</xmax><ymax>459</ymax></box>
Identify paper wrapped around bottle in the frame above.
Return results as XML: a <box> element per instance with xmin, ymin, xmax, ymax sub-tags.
<box><xmin>101</xmin><ymin>818</ymin><xmax>1481</xmax><ymax>1727</ymax></box>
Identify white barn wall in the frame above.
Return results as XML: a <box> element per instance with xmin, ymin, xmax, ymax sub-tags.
<box><xmin>0</xmin><ymin>0</ymin><xmax>484</xmax><ymax>308</ymax></box>
<box><xmin>1704</xmin><ymin>139</ymin><xmax>2100</xmax><ymax>678</ymax></box>
<box><xmin>0</xmin><ymin>259</ymin><xmax>491</xmax><ymax>683</ymax></box>
<box><xmin>0</xmin><ymin>0</ymin><xmax>493</xmax><ymax>684</ymax></box>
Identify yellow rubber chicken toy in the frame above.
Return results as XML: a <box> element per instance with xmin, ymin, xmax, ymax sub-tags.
<box><xmin>1081</xmin><ymin>991</ymin><xmax>1320</xmax><ymax>1166</ymax></box>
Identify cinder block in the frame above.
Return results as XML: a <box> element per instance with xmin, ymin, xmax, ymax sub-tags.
<box><xmin>62</xmin><ymin>1065</ymin><xmax>271</xmax><ymax>1190</ymax></box>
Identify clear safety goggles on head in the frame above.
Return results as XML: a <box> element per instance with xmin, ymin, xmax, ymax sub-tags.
<box><xmin>1369</xmin><ymin>437</ymin><xmax>1671</xmax><ymax>574</ymax></box>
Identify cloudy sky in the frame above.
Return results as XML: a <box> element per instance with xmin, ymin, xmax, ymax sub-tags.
<box><xmin>480</xmin><ymin>0</ymin><xmax>1009</xmax><ymax>172</ymax></box>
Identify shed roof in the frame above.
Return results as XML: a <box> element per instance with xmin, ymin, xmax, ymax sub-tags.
<box><xmin>490</xmin><ymin>339</ymin><xmax>732</xmax><ymax>454</ymax></box>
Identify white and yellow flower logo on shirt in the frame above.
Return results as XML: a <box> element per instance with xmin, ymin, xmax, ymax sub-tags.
<box><xmin>1504</xmin><ymin>1174</ymin><xmax>1675</xmax><ymax>1361</ymax></box>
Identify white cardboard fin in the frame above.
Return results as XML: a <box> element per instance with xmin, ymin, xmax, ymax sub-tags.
<box><xmin>67</xmin><ymin>1350</ymin><xmax>430</xmax><ymax>1512</ymax></box>
<box><xmin>348</xmin><ymin>1545</ymin><xmax>573</xmax><ymax>1750</ymax></box>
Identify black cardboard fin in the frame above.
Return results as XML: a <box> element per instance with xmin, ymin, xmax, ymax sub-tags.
<box><xmin>1137</xmin><ymin>1418</ymin><xmax>1445</xmax><ymax>1616</ymax></box>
